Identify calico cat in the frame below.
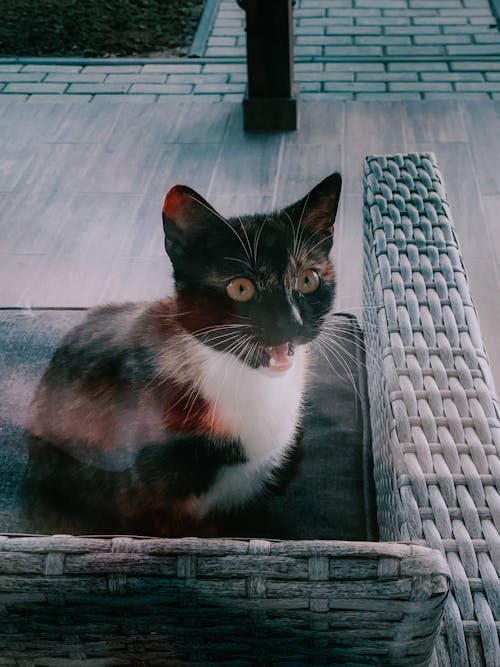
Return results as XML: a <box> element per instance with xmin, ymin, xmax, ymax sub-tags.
<box><xmin>25</xmin><ymin>172</ymin><xmax>341</xmax><ymax>536</ymax></box>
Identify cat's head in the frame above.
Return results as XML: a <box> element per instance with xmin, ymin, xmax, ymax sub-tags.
<box><xmin>162</xmin><ymin>174</ymin><xmax>341</xmax><ymax>373</ymax></box>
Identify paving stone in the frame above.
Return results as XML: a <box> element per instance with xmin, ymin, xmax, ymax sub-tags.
<box><xmin>300</xmin><ymin>82</ymin><xmax>322</xmax><ymax>93</ymax></box>
<box><xmin>385</xmin><ymin>45</ymin><xmax>444</xmax><ymax>55</ymax></box>
<box><xmin>207</xmin><ymin>37</ymin><xmax>238</xmax><ymax>47</ymax></box>
<box><xmin>296</xmin><ymin>71</ymin><xmax>354</xmax><ymax>82</ymax></box>
<box><xmin>45</xmin><ymin>73</ymin><xmax>107</xmax><ymax>83</ymax></box>
<box><xmin>295</xmin><ymin>8</ymin><xmax>326</xmax><ymax>18</ymax></box>
<box><xmin>446</xmin><ymin>44</ymin><xmax>500</xmax><ymax>54</ymax></box>
<box><xmin>202</xmin><ymin>64</ymin><xmax>246</xmax><ymax>73</ymax></box>
<box><xmin>157</xmin><ymin>94</ymin><xmax>222</xmax><ymax>103</ymax></box>
<box><xmin>82</xmin><ymin>65</ymin><xmax>142</xmax><ymax>73</ymax></box>
<box><xmin>356</xmin><ymin>72</ymin><xmax>418</xmax><ymax>81</ymax></box>
<box><xmin>323</xmin><ymin>81</ymin><xmax>387</xmax><ymax>92</ymax></box>
<box><xmin>355</xmin><ymin>0</ymin><xmax>407</xmax><ymax>7</ymax></box>
<box><xmin>0</xmin><ymin>65</ymin><xmax>23</xmax><ymax>72</ymax></box>
<box><xmin>301</xmin><ymin>92</ymin><xmax>353</xmax><ymax>100</ymax></box>
<box><xmin>450</xmin><ymin>61</ymin><xmax>500</xmax><ymax>70</ymax></box>
<box><xmin>222</xmin><ymin>94</ymin><xmax>244</xmax><ymax>102</ymax></box>
<box><xmin>455</xmin><ymin>82</ymin><xmax>500</xmax><ymax>91</ymax></box>
<box><xmin>440</xmin><ymin>8</ymin><xmax>492</xmax><ymax>14</ymax></box>
<box><xmin>420</xmin><ymin>72</ymin><xmax>484</xmax><ymax>81</ymax></box>
<box><xmin>91</xmin><ymin>94</ymin><xmax>158</xmax><ymax>103</ymax></box>
<box><xmin>384</xmin><ymin>9</ymin><xmax>439</xmax><ymax>15</ymax></box>
<box><xmin>324</xmin><ymin>46</ymin><xmax>383</xmax><ymax>56</ymax></box>
<box><xmin>0</xmin><ymin>73</ymin><xmax>44</xmax><ymax>82</ymax></box>
<box><xmin>325</xmin><ymin>26</ymin><xmax>381</xmax><ymax>34</ymax></box>
<box><xmin>295</xmin><ymin>46</ymin><xmax>324</xmax><ymax>56</ymax></box>
<box><xmin>442</xmin><ymin>24</ymin><xmax>498</xmax><ymax>33</ymax></box>
<box><xmin>4</xmin><ymin>83</ymin><xmax>67</xmax><ymax>93</ymax></box>
<box><xmin>356</xmin><ymin>92</ymin><xmax>422</xmax><ymax>100</ymax></box>
<box><xmin>229</xmin><ymin>73</ymin><xmax>248</xmax><ymax>83</ymax></box>
<box><xmin>389</xmin><ymin>82</ymin><xmax>454</xmax><ymax>91</ymax></box>
<box><xmin>297</xmin><ymin>35</ymin><xmax>351</xmax><ymax>45</ymax></box>
<box><xmin>388</xmin><ymin>62</ymin><xmax>449</xmax><ymax>71</ymax></box>
<box><xmin>167</xmin><ymin>74</ymin><xmax>227</xmax><ymax>84</ymax></box>
<box><xmin>475</xmin><ymin>33</ymin><xmax>500</xmax><ymax>43</ymax></box>
<box><xmin>68</xmin><ymin>83</ymin><xmax>131</xmax><ymax>94</ymax></box>
<box><xmin>327</xmin><ymin>8</ymin><xmax>381</xmax><ymax>16</ymax></box>
<box><xmin>295</xmin><ymin>26</ymin><xmax>326</xmax><ymax>35</ymax></box>
<box><xmin>129</xmin><ymin>84</ymin><xmax>193</xmax><ymax>94</ymax></box>
<box><xmin>205</xmin><ymin>47</ymin><xmax>245</xmax><ymax>56</ymax></box>
<box><xmin>22</xmin><ymin>64</ymin><xmax>82</xmax><ymax>72</ymax></box>
<box><xmin>0</xmin><ymin>93</ymin><xmax>28</xmax><ymax>102</ymax></box>
<box><xmin>25</xmin><ymin>94</ymin><xmax>92</xmax><ymax>103</ymax></box>
<box><xmin>410</xmin><ymin>0</ymin><xmax>463</xmax><ymax>6</ymax></box>
<box><xmin>143</xmin><ymin>64</ymin><xmax>202</xmax><ymax>73</ymax></box>
<box><xmin>357</xmin><ymin>16</ymin><xmax>410</xmax><ymax>25</ymax></box>
<box><xmin>295</xmin><ymin>63</ymin><xmax>324</xmax><ymax>72</ymax></box>
<box><xmin>414</xmin><ymin>34</ymin><xmax>472</xmax><ymax>44</ymax></box>
<box><xmin>485</xmin><ymin>73</ymin><xmax>500</xmax><ymax>81</ymax></box>
<box><xmin>215</xmin><ymin>19</ymin><xmax>244</xmax><ymax>28</ymax></box>
<box><xmin>384</xmin><ymin>25</ymin><xmax>440</xmax><ymax>34</ymax></box>
<box><xmin>425</xmin><ymin>92</ymin><xmax>492</xmax><ymax>99</ymax></box>
<box><xmin>105</xmin><ymin>74</ymin><xmax>167</xmax><ymax>84</ymax></box>
<box><xmin>413</xmin><ymin>16</ymin><xmax>467</xmax><ymax>23</ymax></box>
<box><xmin>194</xmin><ymin>83</ymin><xmax>246</xmax><ymax>94</ymax></box>
<box><xmin>326</xmin><ymin>62</ymin><xmax>385</xmax><ymax>71</ymax></box>
<box><xmin>217</xmin><ymin>10</ymin><xmax>243</xmax><ymax>20</ymax></box>
<box><xmin>355</xmin><ymin>35</ymin><xmax>412</xmax><ymax>45</ymax></box>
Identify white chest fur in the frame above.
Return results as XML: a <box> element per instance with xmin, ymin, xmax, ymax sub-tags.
<box><xmin>192</xmin><ymin>345</ymin><xmax>307</xmax><ymax>515</ymax></box>
<box><xmin>199</xmin><ymin>344</ymin><xmax>306</xmax><ymax>461</ymax></box>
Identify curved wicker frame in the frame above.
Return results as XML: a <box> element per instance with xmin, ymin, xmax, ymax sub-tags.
<box><xmin>363</xmin><ymin>152</ymin><xmax>500</xmax><ymax>667</ymax></box>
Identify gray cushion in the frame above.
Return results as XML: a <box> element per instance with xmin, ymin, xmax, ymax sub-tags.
<box><xmin>0</xmin><ymin>309</ymin><xmax>376</xmax><ymax>540</ymax></box>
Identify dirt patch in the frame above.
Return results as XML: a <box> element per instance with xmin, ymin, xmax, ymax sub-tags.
<box><xmin>0</xmin><ymin>0</ymin><xmax>206</xmax><ymax>57</ymax></box>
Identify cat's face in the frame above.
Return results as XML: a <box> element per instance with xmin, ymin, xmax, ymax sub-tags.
<box><xmin>162</xmin><ymin>174</ymin><xmax>341</xmax><ymax>373</ymax></box>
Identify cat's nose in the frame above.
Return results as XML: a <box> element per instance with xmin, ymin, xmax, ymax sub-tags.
<box><xmin>262</xmin><ymin>295</ymin><xmax>303</xmax><ymax>345</ymax></box>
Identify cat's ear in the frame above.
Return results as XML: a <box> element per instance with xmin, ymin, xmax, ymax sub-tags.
<box><xmin>288</xmin><ymin>172</ymin><xmax>342</xmax><ymax>237</ymax></box>
<box><xmin>162</xmin><ymin>184</ymin><xmax>220</xmax><ymax>260</ymax></box>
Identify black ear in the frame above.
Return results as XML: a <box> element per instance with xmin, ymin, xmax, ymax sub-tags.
<box><xmin>162</xmin><ymin>184</ymin><xmax>221</xmax><ymax>262</ymax></box>
<box><xmin>287</xmin><ymin>172</ymin><xmax>342</xmax><ymax>238</ymax></box>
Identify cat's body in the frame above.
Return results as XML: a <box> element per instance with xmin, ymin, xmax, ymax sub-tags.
<box><xmin>25</xmin><ymin>173</ymin><xmax>341</xmax><ymax>536</ymax></box>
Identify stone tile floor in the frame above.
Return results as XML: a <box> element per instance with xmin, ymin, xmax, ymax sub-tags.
<box><xmin>0</xmin><ymin>0</ymin><xmax>499</xmax><ymax>102</ymax></box>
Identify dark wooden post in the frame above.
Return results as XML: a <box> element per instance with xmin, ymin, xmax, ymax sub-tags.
<box><xmin>238</xmin><ymin>0</ymin><xmax>297</xmax><ymax>132</ymax></box>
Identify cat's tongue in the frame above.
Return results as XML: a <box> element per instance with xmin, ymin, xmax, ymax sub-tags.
<box><xmin>265</xmin><ymin>343</ymin><xmax>294</xmax><ymax>372</ymax></box>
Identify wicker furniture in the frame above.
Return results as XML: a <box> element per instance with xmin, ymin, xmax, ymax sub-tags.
<box><xmin>9</xmin><ymin>150</ymin><xmax>500</xmax><ymax>664</ymax></box>
<box><xmin>363</xmin><ymin>152</ymin><xmax>500</xmax><ymax>667</ymax></box>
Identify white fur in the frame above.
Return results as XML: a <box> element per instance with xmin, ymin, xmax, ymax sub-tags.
<box><xmin>192</xmin><ymin>344</ymin><xmax>308</xmax><ymax>515</ymax></box>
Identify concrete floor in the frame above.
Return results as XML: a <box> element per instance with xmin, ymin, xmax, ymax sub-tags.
<box><xmin>0</xmin><ymin>98</ymin><xmax>499</xmax><ymax>389</ymax></box>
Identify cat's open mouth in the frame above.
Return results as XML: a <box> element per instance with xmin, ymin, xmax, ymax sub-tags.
<box><xmin>262</xmin><ymin>342</ymin><xmax>295</xmax><ymax>373</ymax></box>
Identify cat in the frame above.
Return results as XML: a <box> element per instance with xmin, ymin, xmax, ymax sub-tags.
<box><xmin>24</xmin><ymin>172</ymin><xmax>342</xmax><ymax>537</ymax></box>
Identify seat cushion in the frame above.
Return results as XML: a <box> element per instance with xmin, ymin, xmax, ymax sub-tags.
<box><xmin>0</xmin><ymin>309</ymin><xmax>377</xmax><ymax>540</ymax></box>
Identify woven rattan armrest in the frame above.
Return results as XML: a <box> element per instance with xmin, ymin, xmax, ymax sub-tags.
<box><xmin>362</xmin><ymin>153</ymin><xmax>500</xmax><ymax>667</ymax></box>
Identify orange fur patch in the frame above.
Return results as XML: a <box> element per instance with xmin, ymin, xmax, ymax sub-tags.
<box><xmin>162</xmin><ymin>184</ymin><xmax>184</xmax><ymax>217</ymax></box>
<box><xmin>163</xmin><ymin>382</ymin><xmax>233</xmax><ymax>438</ymax></box>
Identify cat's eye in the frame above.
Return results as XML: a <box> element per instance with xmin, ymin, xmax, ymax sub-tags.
<box><xmin>226</xmin><ymin>277</ymin><xmax>256</xmax><ymax>302</ymax></box>
<box><xmin>297</xmin><ymin>269</ymin><xmax>320</xmax><ymax>294</ymax></box>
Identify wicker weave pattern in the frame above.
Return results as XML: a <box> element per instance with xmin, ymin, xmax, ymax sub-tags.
<box><xmin>0</xmin><ymin>536</ymin><xmax>448</xmax><ymax>665</ymax></box>
<box><xmin>362</xmin><ymin>153</ymin><xmax>500</xmax><ymax>667</ymax></box>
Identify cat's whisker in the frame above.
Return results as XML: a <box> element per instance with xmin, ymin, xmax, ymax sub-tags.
<box><xmin>224</xmin><ymin>256</ymin><xmax>253</xmax><ymax>271</ymax></box>
<box><xmin>238</xmin><ymin>216</ymin><xmax>255</xmax><ymax>268</ymax></box>
<box><xmin>313</xmin><ymin>337</ymin><xmax>362</xmax><ymax>407</ymax></box>
<box><xmin>320</xmin><ymin>333</ymin><xmax>368</xmax><ymax>359</ymax></box>
<box><xmin>283</xmin><ymin>210</ymin><xmax>300</xmax><ymax>259</ymax></box>
<box><xmin>253</xmin><ymin>218</ymin><xmax>267</xmax><ymax>266</ymax></box>
<box><xmin>317</xmin><ymin>336</ymin><xmax>367</xmax><ymax>373</ymax></box>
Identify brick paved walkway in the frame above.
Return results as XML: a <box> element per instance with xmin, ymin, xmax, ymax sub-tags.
<box><xmin>1</xmin><ymin>0</ymin><xmax>499</xmax><ymax>102</ymax></box>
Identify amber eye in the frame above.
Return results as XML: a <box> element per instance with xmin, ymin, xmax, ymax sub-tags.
<box><xmin>297</xmin><ymin>269</ymin><xmax>320</xmax><ymax>294</ymax></box>
<box><xmin>226</xmin><ymin>277</ymin><xmax>256</xmax><ymax>302</ymax></box>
